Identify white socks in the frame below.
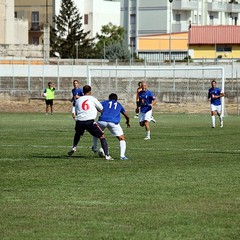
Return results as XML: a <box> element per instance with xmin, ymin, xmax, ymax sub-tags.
<box><xmin>120</xmin><ymin>140</ymin><xmax>126</xmax><ymax>158</ymax></box>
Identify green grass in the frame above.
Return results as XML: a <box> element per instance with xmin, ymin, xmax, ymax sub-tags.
<box><xmin>0</xmin><ymin>112</ymin><xmax>239</xmax><ymax>240</ymax></box>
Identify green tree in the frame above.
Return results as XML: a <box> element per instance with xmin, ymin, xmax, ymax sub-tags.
<box><xmin>95</xmin><ymin>23</ymin><xmax>130</xmax><ymax>61</ymax></box>
<box><xmin>50</xmin><ymin>0</ymin><xmax>94</xmax><ymax>59</ymax></box>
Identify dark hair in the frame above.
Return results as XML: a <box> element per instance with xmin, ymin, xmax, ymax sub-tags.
<box><xmin>211</xmin><ymin>80</ymin><xmax>217</xmax><ymax>84</ymax></box>
<box><xmin>48</xmin><ymin>82</ymin><xmax>52</xmax><ymax>85</ymax></box>
<box><xmin>83</xmin><ymin>85</ymin><xmax>91</xmax><ymax>94</ymax></box>
<box><xmin>138</xmin><ymin>81</ymin><xmax>142</xmax><ymax>87</ymax></box>
<box><xmin>109</xmin><ymin>93</ymin><xmax>118</xmax><ymax>101</ymax></box>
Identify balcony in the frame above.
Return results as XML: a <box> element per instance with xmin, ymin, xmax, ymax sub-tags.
<box><xmin>172</xmin><ymin>0</ymin><xmax>198</xmax><ymax>11</ymax></box>
<box><xmin>208</xmin><ymin>2</ymin><xmax>226</xmax><ymax>12</ymax></box>
<box><xmin>30</xmin><ymin>22</ymin><xmax>42</xmax><ymax>31</ymax></box>
<box><xmin>226</xmin><ymin>2</ymin><xmax>240</xmax><ymax>13</ymax></box>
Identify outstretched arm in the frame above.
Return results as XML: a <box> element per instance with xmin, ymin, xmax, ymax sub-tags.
<box><xmin>123</xmin><ymin>112</ymin><xmax>130</xmax><ymax>128</ymax></box>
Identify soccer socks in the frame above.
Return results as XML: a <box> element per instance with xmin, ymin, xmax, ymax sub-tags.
<box><xmin>120</xmin><ymin>140</ymin><xmax>126</xmax><ymax>158</ymax></box>
<box><xmin>92</xmin><ymin>136</ymin><xmax>98</xmax><ymax>151</ymax></box>
<box><xmin>211</xmin><ymin>116</ymin><xmax>215</xmax><ymax>127</ymax></box>
<box><xmin>100</xmin><ymin>138</ymin><xmax>109</xmax><ymax>156</ymax></box>
<box><xmin>146</xmin><ymin>131</ymin><xmax>150</xmax><ymax>138</ymax></box>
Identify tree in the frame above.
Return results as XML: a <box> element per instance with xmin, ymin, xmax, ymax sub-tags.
<box><xmin>50</xmin><ymin>0</ymin><xmax>94</xmax><ymax>59</ymax></box>
<box><xmin>95</xmin><ymin>23</ymin><xmax>130</xmax><ymax>61</ymax></box>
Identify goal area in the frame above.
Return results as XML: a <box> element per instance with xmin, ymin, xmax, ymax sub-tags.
<box><xmin>87</xmin><ymin>66</ymin><xmax>225</xmax><ymax>115</ymax></box>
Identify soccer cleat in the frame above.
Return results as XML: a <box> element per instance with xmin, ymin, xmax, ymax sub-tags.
<box><xmin>68</xmin><ymin>146</ymin><xmax>76</xmax><ymax>156</ymax></box>
<box><xmin>91</xmin><ymin>146</ymin><xmax>97</xmax><ymax>153</ymax></box>
<box><xmin>134</xmin><ymin>114</ymin><xmax>139</xmax><ymax>119</ymax></box>
<box><xmin>150</xmin><ymin>116</ymin><xmax>156</xmax><ymax>123</ymax></box>
<box><xmin>105</xmin><ymin>155</ymin><xmax>114</xmax><ymax>161</ymax></box>
<box><xmin>144</xmin><ymin>137</ymin><xmax>151</xmax><ymax>140</ymax></box>
<box><xmin>120</xmin><ymin>156</ymin><xmax>128</xmax><ymax>160</ymax></box>
<box><xmin>212</xmin><ymin>125</ymin><xmax>215</xmax><ymax>128</ymax></box>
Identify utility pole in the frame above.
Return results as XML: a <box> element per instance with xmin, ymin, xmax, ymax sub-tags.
<box><xmin>169</xmin><ymin>0</ymin><xmax>173</xmax><ymax>63</ymax></box>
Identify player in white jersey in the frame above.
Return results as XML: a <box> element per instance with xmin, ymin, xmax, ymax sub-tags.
<box><xmin>92</xmin><ymin>93</ymin><xmax>130</xmax><ymax>160</ymax></box>
<box><xmin>68</xmin><ymin>85</ymin><xmax>114</xmax><ymax>160</ymax></box>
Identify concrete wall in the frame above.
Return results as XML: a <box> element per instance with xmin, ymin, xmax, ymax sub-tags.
<box><xmin>0</xmin><ymin>44</ymin><xmax>43</xmax><ymax>58</ymax></box>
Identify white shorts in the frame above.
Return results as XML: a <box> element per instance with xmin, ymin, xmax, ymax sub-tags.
<box><xmin>210</xmin><ymin>104</ymin><xmax>221</xmax><ymax>114</ymax></box>
<box><xmin>139</xmin><ymin>109</ymin><xmax>152</xmax><ymax>122</ymax></box>
<box><xmin>98</xmin><ymin>121</ymin><xmax>124</xmax><ymax>137</ymax></box>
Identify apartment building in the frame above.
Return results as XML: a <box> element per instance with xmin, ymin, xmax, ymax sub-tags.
<box><xmin>15</xmin><ymin>0</ymin><xmax>55</xmax><ymax>45</ymax></box>
<box><xmin>0</xmin><ymin>0</ymin><xmax>28</xmax><ymax>45</ymax></box>
<box><xmin>55</xmin><ymin>0</ymin><xmax>121</xmax><ymax>39</ymax></box>
<box><xmin>120</xmin><ymin>0</ymin><xmax>240</xmax><ymax>56</ymax></box>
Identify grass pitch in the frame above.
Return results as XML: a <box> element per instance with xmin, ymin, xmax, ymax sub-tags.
<box><xmin>0</xmin><ymin>112</ymin><xmax>239</xmax><ymax>240</ymax></box>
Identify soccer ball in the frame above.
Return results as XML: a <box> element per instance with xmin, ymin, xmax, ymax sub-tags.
<box><xmin>98</xmin><ymin>148</ymin><xmax>105</xmax><ymax>158</ymax></box>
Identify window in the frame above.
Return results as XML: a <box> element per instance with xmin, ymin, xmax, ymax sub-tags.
<box><xmin>130</xmin><ymin>14</ymin><xmax>136</xmax><ymax>24</ymax></box>
<box><xmin>84</xmin><ymin>14</ymin><xmax>88</xmax><ymax>25</ymax></box>
<box><xmin>216</xmin><ymin>45</ymin><xmax>232</xmax><ymax>52</ymax></box>
<box><xmin>175</xmin><ymin>14</ymin><xmax>180</xmax><ymax>22</ymax></box>
<box><xmin>31</xmin><ymin>12</ymin><xmax>39</xmax><ymax>30</ymax></box>
<box><xmin>14</xmin><ymin>12</ymin><xmax>17</xmax><ymax>18</ymax></box>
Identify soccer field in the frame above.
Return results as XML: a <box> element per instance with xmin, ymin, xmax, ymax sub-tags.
<box><xmin>0</xmin><ymin>112</ymin><xmax>239</xmax><ymax>240</ymax></box>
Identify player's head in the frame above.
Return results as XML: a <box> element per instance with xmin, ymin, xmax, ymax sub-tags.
<box><xmin>141</xmin><ymin>81</ymin><xmax>148</xmax><ymax>91</ymax></box>
<box><xmin>73</xmin><ymin>80</ymin><xmax>79</xmax><ymax>88</ymax></box>
<box><xmin>138</xmin><ymin>81</ymin><xmax>142</xmax><ymax>87</ymax></box>
<box><xmin>109</xmin><ymin>93</ymin><xmax>118</xmax><ymax>101</ymax></box>
<box><xmin>83</xmin><ymin>85</ymin><xmax>91</xmax><ymax>95</ymax></box>
<box><xmin>211</xmin><ymin>80</ymin><xmax>217</xmax><ymax>88</ymax></box>
<box><xmin>48</xmin><ymin>82</ymin><xmax>52</xmax><ymax>87</ymax></box>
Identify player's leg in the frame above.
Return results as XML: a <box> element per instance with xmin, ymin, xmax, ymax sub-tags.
<box><xmin>109</xmin><ymin>123</ymin><xmax>128</xmax><ymax>160</ymax></box>
<box><xmin>45</xmin><ymin>100</ymin><xmax>49</xmax><ymax>115</ymax></box>
<box><xmin>216</xmin><ymin>105</ymin><xmax>223</xmax><ymax>128</ymax></box>
<box><xmin>144</xmin><ymin>110</ymin><xmax>152</xmax><ymax>140</ymax></box>
<box><xmin>92</xmin><ymin>121</ymin><xmax>107</xmax><ymax>153</ymax></box>
<box><xmin>68</xmin><ymin>121</ymin><xmax>85</xmax><ymax>156</ymax></box>
<box><xmin>50</xmin><ymin>100</ymin><xmax>53</xmax><ymax>115</ymax></box>
<box><xmin>210</xmin><ymin>104</ymin><xmax>217</xmax><ymax>128</ymax></box>
<box><xmin>88</xmin><ymin>122</ymin><xmax>113</xmax><ymax>160</ymax></box>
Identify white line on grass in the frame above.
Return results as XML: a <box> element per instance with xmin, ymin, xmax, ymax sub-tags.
<box><xmin>1</xmin><ymin>144</ymin><xmax>240</xmax><ymax>153</ymax></box>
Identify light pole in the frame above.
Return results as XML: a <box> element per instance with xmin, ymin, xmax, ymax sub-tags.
<box><xmin>169</xmin><ymin>0</ymin><xmax>173</xmax><ymax>63</ymax></box>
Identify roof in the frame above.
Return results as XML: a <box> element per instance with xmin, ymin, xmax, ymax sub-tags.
<box><xmin>188</xmin><ymin>25</ymin><xmax>240</xmax><ymax>45</ymax></box>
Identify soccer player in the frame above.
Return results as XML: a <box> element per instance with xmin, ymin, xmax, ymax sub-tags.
<box><xmin>137</xmin><ymin>82</ymin><xmax>156</xmax><ymax>140</ymax></box>
<box><xmin>135</xmin><ymin>81</ymin><xmax>156</xmax><ymax>123</ymax></box>
<box><xmin>134</xmin><ymin>81</ymin><xmax>143</xmax><ymax>118</ymax></box>
<box><xmin>71</xmin><ymin>80</ymin><xmax>83</xmax><ymax>119</ymax></box>
<box><xmin>92</xmin><ymin>93</ymin><xmax>130</xmax><ymax>160</ymax></box>
<box><xmin>68</xmin><ymin>85</ymin><xmax>114</xmax><ymax>160</ymax></box>
<box><xmin>42</xmin><ymin>82</ymin><xmax>55</xmax><ymax>115</ymax></box>
<box><xmin>208</xmin><ymin>80</ymin><xmax>224</xmax><ymax>128</ymax></box>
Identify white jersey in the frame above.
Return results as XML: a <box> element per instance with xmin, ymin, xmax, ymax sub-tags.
<box><xmin>75</xmin><ymin>95</ymin><xmax>103</xmax><ymax>121</ymax></box>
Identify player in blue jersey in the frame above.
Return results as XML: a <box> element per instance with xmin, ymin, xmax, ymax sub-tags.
<box><xmin>92</xmin><ymin>93</ymin><xmax>130</xmax><ymax>160</ymax></box>
<box><xmin>208</xmin><ymin>80</ymin><xmax>224</xmax><ymax>128</ymax></box>
<box><xmin>71</xmin><ymin>80</ymin><xmax>83</xmax><ymax>119</ymax></box>
<box><xmin>137</xmin><ymin>82</ymin><xmax>156</xmax><ymax>140</ymax></box>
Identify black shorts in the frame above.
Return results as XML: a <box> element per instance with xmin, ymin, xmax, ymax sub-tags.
<box><xmin>75</xmin><ymin>120</ymin><xmax>104</xmax><ymax>138</ymax></box>
<box><xmin>45</xmin><ymin>99</ymin><xmax>53</xmax><ymax>106</ymax></box>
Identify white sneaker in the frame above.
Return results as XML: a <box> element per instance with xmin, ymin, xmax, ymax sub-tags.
<box><xmin>134</xmin><ymin>114</ymin><xmax>139</xmax><ymax>119</ymax></box>
<box><xmin>68</xmin><ymin>146</ymin><xmax>76</xmax><ymax>156</ymax></box>
<box><xmin>151</xmin><ymin>116</ymin><xmax>156</xmax><ymax>123</ymax></box>
<box><xmin>212</xmin><ymin>125</ymin><xmax>215</xmax><ymax>128</ymax></box>
<box><xmin>105</xmin><ymin>155</ymin><xmax>114</xmax><ymax>160</ymax></box>
<box><xmin>144</xmin><ymin>137</ymin><xmax>151</xmax><ymax>140</ymax></box>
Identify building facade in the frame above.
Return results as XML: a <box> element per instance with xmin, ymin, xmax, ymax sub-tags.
<box><xmin>15</xmin><ymin>0</ymin><xmax>55</xmax><ymax>45</ymax></box>
<box><xmin>120</xmin><ymin>0</ymin><xmax>240</xmax><ymax>55</ymax></box>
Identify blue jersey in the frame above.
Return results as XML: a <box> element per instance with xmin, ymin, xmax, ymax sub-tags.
<box><xmin>208</xmin><ymin>87</ymin><xmax>222</xmax><ymax>106</ymax></box>
<box><xmin>72</xmin><ymin>87</ymin><xmax>83</xmax><ymax>106</ymax></box>
<box><xmin>99</xmin><ymin>100</ymin><xmax>126</xmax><ymax>124</ymax></box>
<box><xmin>139</xmin><ymin>89</ymin><xmax>156</xmax><ymax>113</ymax></box>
